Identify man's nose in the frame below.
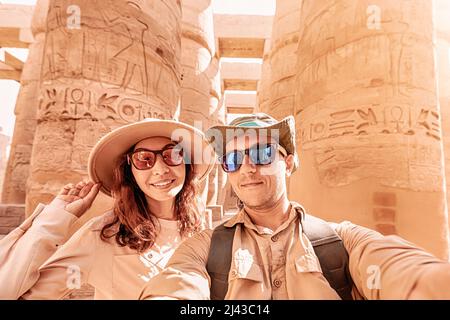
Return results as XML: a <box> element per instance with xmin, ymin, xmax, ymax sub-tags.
<box><xmin>240</xmin><ymin>154</ymin><xmax>256</xmax><ymax>174</ymax></box>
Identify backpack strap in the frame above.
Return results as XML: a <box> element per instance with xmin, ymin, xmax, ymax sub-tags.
<box><xmin>301</xmin><ymin>212</ymin><xmax>354</xmax><ymax>300</ymax></box>
<box><xmin>207</xmin><ymin>212</ymin><xmax>354</xmax><ymax>300</ymax></box>
<box><xmin>206</xmin><ymin>222</ymin><xmax>236</xmax><ymax>300</ymax></box>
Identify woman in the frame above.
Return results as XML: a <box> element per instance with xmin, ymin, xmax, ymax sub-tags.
<box><xmin>0</xmin><ymin>118</ymin><xmax>215</xmax><ymax>299</ymax></box>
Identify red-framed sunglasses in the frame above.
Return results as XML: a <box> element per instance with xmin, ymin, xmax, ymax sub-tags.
<box><xmin>127</xmin><ymin>145</ymin><xmax>184</xmax><ymax>170</ymax></box>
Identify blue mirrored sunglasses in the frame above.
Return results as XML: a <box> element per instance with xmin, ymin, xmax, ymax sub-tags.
<box><xmin>220</xmin><ymin>143</ymin><xmax>287</xmax><ymax>173</ymax></box>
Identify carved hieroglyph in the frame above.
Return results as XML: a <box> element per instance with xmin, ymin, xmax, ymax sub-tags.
<box><xmin>25</xmin><ymin>0</ymin><xmax>182</xmax><ymax>216</ymax></box>
<box><xmin>290</xmin><ymin>0</ymin><xmax>449</xmax><ymax>259</ymax></box>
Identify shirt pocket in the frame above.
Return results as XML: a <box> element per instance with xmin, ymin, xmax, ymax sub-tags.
<box><xmin>291</xmin><ymin>253</ymin><xmax>343</xmax><ymax>299</ymax></box>
<box><xmin>229</xmin><ymin>260</ymin><xmax>263</xmax><ymax>282</ymax></box>
<box><xmin>294</xmin><ymin>252</ymin><xmax>323</xmax><ymax>274</ymax></box>
<box><xmin>225</xmin><ymin>260</ymin><xmax>265</xmax><ymax>300</ymax></box>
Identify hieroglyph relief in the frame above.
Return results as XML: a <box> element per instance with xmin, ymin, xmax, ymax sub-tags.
<box><xmin>300</xmin><ymin>105</ymin><xmax>441</xmax><ymax>144</ymax></box>
<box><xmin>39</xmin><ymin>86</ymin><xmax>170</xmax><ymax>122</ymax></box>
<box><xmin>39</xmin><ymin>0</ymin><xmax>180</xmax><ymax>121</ymax></box>
<box><xmin>298</xmin><ymin>105</ymin><xmax>443</xmax><ymax>191</ymax></box>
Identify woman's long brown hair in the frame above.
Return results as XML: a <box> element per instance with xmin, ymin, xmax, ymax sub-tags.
<box><xmin>100</xmin><ymin>146</ymin><xmax>203</xmax><ymax>252</ymax></box>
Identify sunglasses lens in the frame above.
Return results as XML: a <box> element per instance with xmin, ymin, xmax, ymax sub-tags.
<box><xmin>222</xmin><ymin>150</ymin><xmax>243</xmax><ymax>172</ymax></box>
<box><xmin>162</xmin><ymin>148</ymin><xmax>184</xmax><ymax>166</ymax></box>
<box><xmin>250</xmin><ymin>144</ymin><xmax>276</xmax><ymax>165</ymax></box>
<box><xmin>132</xmin><ymin>151</ymin><xmax>156</xmax><ymax>170</ymax></box>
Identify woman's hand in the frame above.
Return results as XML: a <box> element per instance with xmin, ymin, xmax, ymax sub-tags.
<box><xmin>56</xmin><ymin>181</ymin><xmax>102</xmax><ymax>218</ymax></box>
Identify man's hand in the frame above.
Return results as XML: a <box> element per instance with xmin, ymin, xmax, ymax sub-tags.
<box><xmin>56</xmin><ymin>181</ymin><xmax>102</xmax><ymax>218</ymax></box>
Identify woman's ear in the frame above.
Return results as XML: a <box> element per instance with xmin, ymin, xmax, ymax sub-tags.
<box><xmin>285</xmin><ymin>154</ymin><xmax>295</xmax><ymax>177</ymax></box>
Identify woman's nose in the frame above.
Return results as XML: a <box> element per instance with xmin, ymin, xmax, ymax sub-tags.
<box><xmin>151</xmin><ymin>155</ymin><xmax>170</xmax><ymax>175</ymax></box>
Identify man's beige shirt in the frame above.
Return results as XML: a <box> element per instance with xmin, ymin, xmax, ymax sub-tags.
<box><xmin>140</xmin><ymin>202</ymin><xmax>450</xmax><ymax>300</ymax></box>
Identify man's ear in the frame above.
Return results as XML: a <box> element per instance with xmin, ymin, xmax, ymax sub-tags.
<box><xmin>285</xmin><ymin>154</ymin><xmax>295</xmax><ymax>177</ymax></box>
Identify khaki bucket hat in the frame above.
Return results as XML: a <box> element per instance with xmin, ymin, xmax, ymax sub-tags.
<box><xmin>205</xmin><ymin>113</ymin><xmax>299</xmax><ymax>172</ymax></box>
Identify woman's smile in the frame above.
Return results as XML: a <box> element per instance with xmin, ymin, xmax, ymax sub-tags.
<box><xmin>150</xmin><ymin>178</ymin><xmax>176</xmax><ymax>189</ymax></box>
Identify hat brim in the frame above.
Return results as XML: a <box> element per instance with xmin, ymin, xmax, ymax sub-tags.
<box><xmin>88</xmin><ymin>119</ymin><xmax>216</xmax><ymax>197</ymax></box>
<box><xmin>205</xmin><ymin>116</ymin><xmax>299</xmax><ymax>171</ymax></box>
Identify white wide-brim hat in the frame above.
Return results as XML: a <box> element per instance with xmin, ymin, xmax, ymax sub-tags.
<box><xmin>88</xmin><ymin>118</ymin><xmax>216</xmax><ymax>197</ymax></box>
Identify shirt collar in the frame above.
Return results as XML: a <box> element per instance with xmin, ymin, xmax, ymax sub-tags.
<box><xmin>223</xmin><ymin>201</ymin><xmax>306</xmax><ymax>231</ymax></box>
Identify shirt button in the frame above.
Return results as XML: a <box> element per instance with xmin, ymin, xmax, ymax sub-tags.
<box><xmin>145</xmin><ymin>252</ymin><xmax>153</xmax><ymax>259</ymax></box>
<box><xmin>273</xmin><ymin>279</ymin><xmax>282</xmax><ymax>288</ymax></box>
<box><xmin>271</xmin><ymin>234</ymin><xmax>279</xmax><ymax>242</ymax></box>
<box><xmin>231</xmin><ymin>270</ymin><xmax>237</xmax><ymax>277</ymax></box>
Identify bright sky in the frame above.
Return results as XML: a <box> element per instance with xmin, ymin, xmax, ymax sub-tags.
<box><xmin>0</xmin><ymin>0</ymin><xmax>36</xmax><ymax>4</ymax></box>
<box><xmin>213</xmin><ymin>0</ymin><xmax>275</xmax><ymax>16</ymax></box>
<box><xmin>0</xmin><ymin>0</ymin><xmax>275</xmax><ymax>137</ymax></box>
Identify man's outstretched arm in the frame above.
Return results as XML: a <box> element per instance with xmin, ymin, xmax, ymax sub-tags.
<box><xmin>334</xmin><ymin>221</ymin><xmax>450</xmax><ymax>299</ymax></box>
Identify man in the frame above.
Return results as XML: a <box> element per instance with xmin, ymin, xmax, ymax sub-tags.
<box><xmin>140</xmin><ymin>113</ymin><xmax>450</xmax><ymax>300</ymax></box>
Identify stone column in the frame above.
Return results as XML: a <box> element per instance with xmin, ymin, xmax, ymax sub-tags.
<box><xmin>216</xmin><ymin>160</ymin><xmax>227</xmax><ymax>206</ymax></box>
<box><xmin>267</xmin><ymin>0</ymin><xmax>301</xmax><ymax>119</ymax></box>
<box><xmin>26</xmin><ymin>0</ymin><xmax>182</xmax><ymax>216</ymax></box>
<box><xmin>2</xmin><ymin>0</ymin><xmax>49</xmax><ymax>204</ymax></box>
<box><xmin>291</xmin><ymin>0</ymin><xmax>449</xmax><ymax>259</ymax></box>
<box><xmin>0</xmin><ymin>128</ymin><xmax>11</xmax><ymax>197</ymax></box>
<box><xmin>179</xmin><ymin>0</ymin><xmax>216</xmax><ymax>207</ymax></box>
<box><xmin>206</xmin><ymin>54</ymin><xmax>221</xmax><ymax>206</ymax></box>
<box><xmin>213</xmin><ymin>81</ymin><xmax>227</xmax><ymax>208</ymax></box>
<box><xmin>215</xmin><ymin>95</ymin><xmax>227</xmax><ymax>208</ymax></box>
<box><xmin>257</xmin><ymin>48</ymin><xmax>271</xmax><ymax>113</ymax></box>
<box><xmin>435</xmin><ymin>0</ymin><xmax>450</xmax><ymax>242</ymax></box>
<box><xmin>179</xmin><ymin>0</ymin><xmax>215</xmax><ymax>129</ymax></box>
